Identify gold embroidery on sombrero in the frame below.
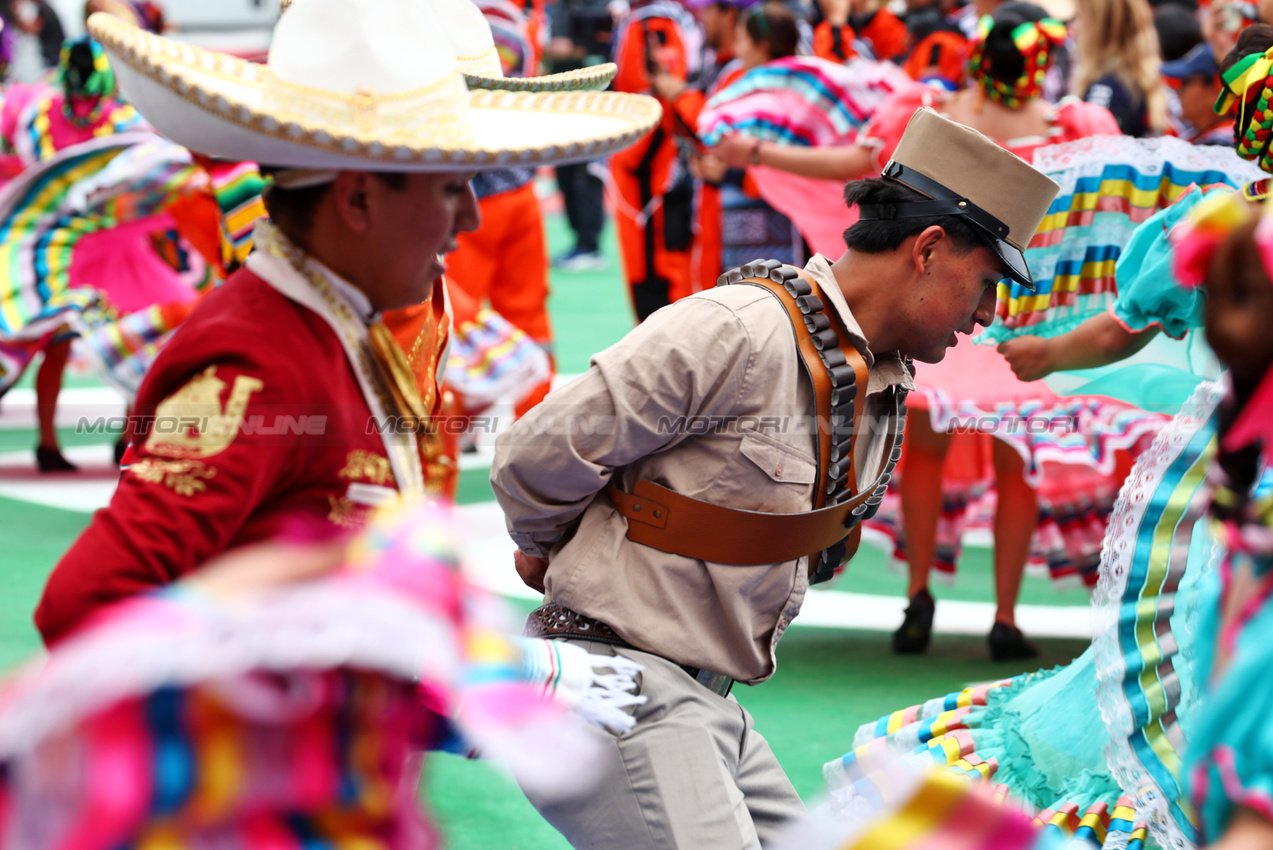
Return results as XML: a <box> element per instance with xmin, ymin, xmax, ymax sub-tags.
<box><xmin>87</xmin><ymin>12</ymin><xmax>661</xmax><ymax>165</ymax></box>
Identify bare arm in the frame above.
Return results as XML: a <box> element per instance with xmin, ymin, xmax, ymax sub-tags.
<box><xmin>709</xmin><ymin>134</ymin><xmax>876</xmax><ymax>182</ymax></box>
<box><xmin>998</xmin><ymin>311</ymin><xmax>1160</xmax><ymax>382</ymax></box>
<box><xmin>1210</xmin><ymin>807</ymin><xmax>1273</xmax><ymax>850</ymax></box>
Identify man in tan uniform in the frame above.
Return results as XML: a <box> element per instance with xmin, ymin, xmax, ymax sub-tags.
<box><xmin>491</xmin><ymin>108</ymin><xmax>1060</xmax><ymax>849</ymax></box>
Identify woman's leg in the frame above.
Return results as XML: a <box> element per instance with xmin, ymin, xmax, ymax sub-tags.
<box><xmin>987</xmin><ymin>438</ymin><xmax>1039</xmax><ymax>659</ymax></box>
<box><xmin>894</xmin><ymin>413</ymin><xmax>952</xmax><ymax>653</ymax></box>
<box><xmin>899</xmin><ymin>414</ymin><xmax>953</xmax><ymax>599</ymax></box>
<box><xmin>36</xmin><ymin>339</ymin><xmax>76</xmax><ymax>472</ymax></box>
<box><xmin>989</xmin><ymin>439</ymin><xmax>1038</xmax><ymax>627</ymax></box>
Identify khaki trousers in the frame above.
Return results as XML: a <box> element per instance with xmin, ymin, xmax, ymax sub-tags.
<box><xmin>523</xmin><ymin>638</ymin><xmax>806</xmax><ymax>850</ymax></box>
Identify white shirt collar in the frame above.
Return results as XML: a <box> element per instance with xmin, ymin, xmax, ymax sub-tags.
<box><xmin>317</xmin><ymin>263</ymin><xmax>380</xmax><ymax>325</ymax></box>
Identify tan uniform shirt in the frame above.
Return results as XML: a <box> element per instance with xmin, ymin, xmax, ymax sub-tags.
<box><xmin>492</xmin><ymin>255</ymin><xmax>913</xmax><ymax>683</ymax></box>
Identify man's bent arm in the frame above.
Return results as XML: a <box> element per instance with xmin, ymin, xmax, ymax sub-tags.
<box><xmin>35</xmin><ymin>356</ymin><xmax>294</xmax><ymax>644</ymax></box>
<box><xmin>492</xmin><ymin>296</ymin><xmax>754</xmax><ymax>556</ymax></box>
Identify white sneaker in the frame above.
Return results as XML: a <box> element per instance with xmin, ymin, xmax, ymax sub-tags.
<box><xmin>553</xmin><ymin>249</ymin><xmax>607</xmax><ymax>273</ymax></box>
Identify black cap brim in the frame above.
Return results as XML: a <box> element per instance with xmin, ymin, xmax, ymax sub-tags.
<box><xmin>877</xmin><ymin>161</ymin><xmax>1037</xmax><ymax>291</ymax></box>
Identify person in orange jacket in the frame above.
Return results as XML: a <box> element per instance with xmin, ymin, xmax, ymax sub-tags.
<box><xmin>650</xmin><ymin>0</ymin><xmax>755</xmax><ymax>295</ymax></box>
<box><xmin>610</xmin><ymin>0</ymin><xmax>702</xmax><ymax>319</ymax></box>
<box><xmin>446</xmin><ymin>0</ymin><xmax>556</xmax><ymax>417</ymax></box>
<box><xmin>812</xmin><ymin>0</ymin><xmax>908</xmax><ymax>62</ymax></box>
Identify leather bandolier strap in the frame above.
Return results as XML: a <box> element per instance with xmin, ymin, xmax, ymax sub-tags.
<box><xmin>606</xmin><ymin>259</ymin><xmax>906</xmax><ymax>584</ymax></box>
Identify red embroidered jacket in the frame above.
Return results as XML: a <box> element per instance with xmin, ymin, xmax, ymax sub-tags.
<box><xmin>35</xmin><ymin>268</ymin><xmax>401</xmax><ymax>645</ymax></box>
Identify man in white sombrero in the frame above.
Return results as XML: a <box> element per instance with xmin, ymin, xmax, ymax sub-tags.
<box><xmin>34</xmin><ymin>0</ymin><xmax>660</xmax><ymax>645</ymax></box>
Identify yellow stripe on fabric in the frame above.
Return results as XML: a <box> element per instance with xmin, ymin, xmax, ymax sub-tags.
<box><xmin>1135</xmin><ymin>440</ymin><xmax>1212</xmax><ymax>718</ymax></box>
<box><xmin>1079</xmin><ymin>812</ymin><xmax>1108</xmax><ymax>843</ymax></box>
<box><xmin>955</xmin><ymin>688</ymin><xmax>974</xmax><ymax>708</ymax></box>
<box><xmin>225</xmin><ymin>201</ymin><xmax>265</xmax><ymax>234</ymax></box>
<box><xmin>1144</xmin><ymin>716</ymin><xmax>1184</xmax><ymax>780</ymax></box>
<box><xmin>0</xmin><ymin>149</ymin><xmax>123</xmax><ymax>328</ymax></box>
<box><xmin>848</xmin><ymin>772</ymin><xmax>967</xmax><ymax>850</ymax></box>
<box><xmin>189</xmin><ymin>688</ymin><xmax>244</xmax><ymax>820</ymax></box>
<box><xmin>134</xmin><ymin>823</ymin><xmax>182</xmax><ymax>849</ymax></box>
<box><xmin>886</xmin><ymin>711</ymin><xmax>908</xmax><ymax>734</ymax></box>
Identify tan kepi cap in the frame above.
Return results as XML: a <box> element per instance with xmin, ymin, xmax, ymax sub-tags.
<box><xmin>874</xmin><ymin>107</ymin><xmax>1060</xmax><ymax>290</ymax></box>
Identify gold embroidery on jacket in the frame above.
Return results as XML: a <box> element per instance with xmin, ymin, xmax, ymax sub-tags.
<box><xmin>339</xmin><ymin>450</ymin><xmax>394</xmax><ymax>486</ymax></box>
<box><xmin>327</xmin><ymin>495</ymin><xmax>367</xmax><ymax>528</ymax></box>
<box><xmin>130</xmin><ymin>458</ymin><xmax>218</xmax><ymax>496</ymax></box>
<box><xmin>145</xmin><ymin>366</ymin><xmax>265</xmax><ymax>459</ymax></box>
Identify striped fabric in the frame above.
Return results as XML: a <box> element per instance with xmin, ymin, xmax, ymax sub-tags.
<box><xmin>75</xmin><ymin>299</ymin><xmax>195</xmax><ymax>394</ymax></box>
<box><xmin>0</xmin><ymin>501</ymin><xmax>591</xmax><ymax>847</ymax></box>
<box><xmin>444</xmin><ymin>307</ymin><xmax>551</xmax><ymax>410</ymax></box>
<box><xmin>698</xmin><ymin>56</ymin><xmax>912</xmax><ymax>148</ymax></box>
<box><xmin>983</xmin><ymin>136</ymin><xmax>1266</xmax><ymax>344</ymax></box>
<box><xmin>807</xmin><ymin>770</ymin><xmax>1147</xmax><ymax>850</ymax></box>
<box><xmin>1091</xmin><ymin>383</ymin><xmax>1224</xmax><ymax>848</ymax></box>
<box><xmin>203</xmin><ymin>159</ymin><xmax>267</xmax><ymax>272</ymax></box>
<box><xmin>0</xmin><ymin>133</ymin><xmax>201</xmax><ymax>339</ymax></box>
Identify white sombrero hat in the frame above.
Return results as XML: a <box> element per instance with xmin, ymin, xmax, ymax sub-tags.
<box><xmin>87</xmin><ymin>0</ymin><xmax>658</xmax><ymax>172</ymax></box>
<box><xmin>279</xmin><ymin>0</ymin><xmax>617</xmax><ymax>92</ymax></box>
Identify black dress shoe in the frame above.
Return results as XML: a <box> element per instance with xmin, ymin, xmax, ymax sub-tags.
<box><xmin>36</xmin><ymin>445</ymin><xmax>77</xmax><ymax>473</ymax></box>
<box><xmin>893</xmin><ymin>588</ymin><xmax>935</xmax><ymax>654</ymax></box>
<box><xmin>988</xmin><ymin>621</ymin><xmax>1039</xmax><ymax>661</ymax></box>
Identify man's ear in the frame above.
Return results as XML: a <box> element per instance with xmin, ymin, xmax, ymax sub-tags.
<box><xmin>911</xmin><ymin>225</ymin><xmax>946</xmax><ymax>275</ymax></box>
<box><xmin>331</xmin><ymin>171</ymin><xmax>371</xmax><ymax>233</ymax></box>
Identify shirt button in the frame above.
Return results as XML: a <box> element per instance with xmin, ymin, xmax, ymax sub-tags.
<box><xmin>775</xmin><ymin>464</ymin><xmax>784</xmax><ymax>478</ymax></box>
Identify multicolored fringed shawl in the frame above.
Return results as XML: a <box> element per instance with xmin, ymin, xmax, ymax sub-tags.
<box><xmin>445</xmin><ymin>306</ymin><xmax>551</xmax><ymax>410</ymax></box>
<box><xmin>698</xmin><ymin>55</ymin><xmax>912</xmax><ymax>148</ymax></box>
<box><xmin>983</xmin><ymin>135</ymin><xmax>1266</xmax><ymax>344</ymax></box>
<box><xmin>204</xmin><ymin>158</ymin><xmax>267</xmax><ymax>273</ymax></box>
<box><xmin>0</xmin><ymin>500</ymin><xmax>635</xmax><ymax>847</ymax></box>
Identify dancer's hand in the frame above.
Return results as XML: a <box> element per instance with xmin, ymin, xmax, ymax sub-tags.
<box><xmin>696</xmin><ymin>153</ymin><xmax>728</xmax><ymax>183</ymax></box>
<box><xmin>998</xmin><ymin>336</ymin><xmax>1053</xmax><ymax>382</ymax></box>
<box><xmin>650</xmin><ymin>71</ymin><xmax>686</xmax><ymax>101</ymax></box>
<box><xmin>515</xmin><ymin>551</ymin><xmax>549</xmax><ymax>594</ymax></box>
<box><xmin>711</xmin><ymin>134</ymin><xmax>759</xmax><ymax>168</ymax></box>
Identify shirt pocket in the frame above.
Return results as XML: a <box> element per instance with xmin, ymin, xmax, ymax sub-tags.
<box><xmin>738</xmin><ymin>431</ymin><xmax>817</xmax><ymax>485</ymax></box>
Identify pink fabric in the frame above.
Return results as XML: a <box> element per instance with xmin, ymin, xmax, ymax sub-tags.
<box><xmin>859</xmin><ymin>87</ymin><xmax>1123</xmax><ymax>172</ymax></box>
<box><xmin>0</xmin><ymin>84</ymin><xmax>132</xmax><ymax>163</ymax></box>
<box><xmin>750</xmin><ymin>166</ymin><xmax>859</xmax><ymax>257</ymax></box>
<box><xmin>68</xmin><ymin>214</ymin><xmax>199</xmax><ymax>313</ymax></box>
<box><xmin>913</xmin><ymin>333</ymin><xmax>1060</xmax><ymax>405</ymax></box>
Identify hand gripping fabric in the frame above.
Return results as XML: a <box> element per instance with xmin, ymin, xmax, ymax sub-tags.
<box><xmin>606</xmin><ymin>259</ymin><xmax>905</xmax><ymax>583</ymax></box>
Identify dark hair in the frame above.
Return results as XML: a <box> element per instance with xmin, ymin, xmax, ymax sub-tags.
<box><xmin>744</xmin><ymin>2</ymin><xmax>800</xmax><ymax>61</ymax></box>
<box><xmin>841</xmin><ymin>178</ymin><xmax>986</xmax><ymax>254</ymax></box>
<box><xmin>260</xmin><ymin>169</ymin><xmax>409</xmax><ymax>234</ymax></box>
<box><xmin>980</xmin><ymin>1</ymin><xmax>1050</xmax><ymax>85</ymax></box>
<box><xmin>1153</xmin><ymin>4</ymin><xmax>1202</xmax><ymax>62</ymax></box>
<box><xmin>1206</xmin><ymin>219</ymin><xmax>1268</xmax><ymax>528</ymax></box>
<box><xmin>1221</xmin><ymin>22</ymin><xmax>1273</xmax><ymax>73</ymax></box>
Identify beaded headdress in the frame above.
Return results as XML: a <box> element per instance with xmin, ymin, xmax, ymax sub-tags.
<box><xmin>1216</xmin><ymin>45</ymin><xmax>1273</xmax><ymax>172</ymax></box>
<box><xmin>966</xmin><ymin>15</ymin><xmax>1067</xmax><ymax>108</ymax></box>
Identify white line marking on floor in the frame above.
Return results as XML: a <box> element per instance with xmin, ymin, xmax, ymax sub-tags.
<box><xmin>0</xmin><ymin>388</ymin><xmax>128</xmax><ymax>431</ymax></box>
<box><xmin>0</xmin><ymin>449</ymin><xmax>1092</xmax><ymax>640</ymax></box>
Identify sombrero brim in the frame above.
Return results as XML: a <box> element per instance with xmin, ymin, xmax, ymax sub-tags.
<box><xmin>465</xmin><ymin>63</ymin><xmax>617</xmax><ymax>93</ymax></box>
<box><xmin>89</xmin><ymin>14</ymin><xmax>659</xmax><ymax>172</ymax></box>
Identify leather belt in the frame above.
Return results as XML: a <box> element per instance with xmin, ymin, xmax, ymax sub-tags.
<box><xmin>525</xmin><ymin>604</ymin><xmax>734</xmax><ymax>698</ymax></box>
<box><xmin>605</xmin><ymin>261</ymin><xmax>907</xmax><ymax>577</ymax></box>
<box><xmin>604</xmin><ymin>388</ymin><xmax>903</xmax><ymax>567</ymax></box>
